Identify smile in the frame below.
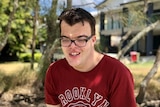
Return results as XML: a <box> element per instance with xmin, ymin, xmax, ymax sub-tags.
<box><xmin>70</xmin><ymin>52</ymin><xmax>80</xmax><ymax>56</ymax></box>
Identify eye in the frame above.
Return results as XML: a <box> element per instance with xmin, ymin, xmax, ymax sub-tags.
<box><xmin>77</xmin><ymin>35</ymin><xmax>88</xmax><ymax>39</ymax></box>
<box><xmin>61</xmin><ymin>36</ymin><xmax>69</xmax><ymax>40</ymax></box>
<box><xmin>62</xmin><ymin>38</ymin><xmax>70</xmax><ymax>42</ymax></box>
<box><xmin>76</xmin><ymin>39</ymin><xmax>86</xmax><ymax>42</ymax></box>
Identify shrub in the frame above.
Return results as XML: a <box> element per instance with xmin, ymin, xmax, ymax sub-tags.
<box><xmin>19</xmin><ymin>52</ymin><xmax>42</xmax><ymax>62</ymax></box>
<box><xmin>34</xmin><ymin>53</ymin><xmax>42</xmax><ymax>62</ymax></box>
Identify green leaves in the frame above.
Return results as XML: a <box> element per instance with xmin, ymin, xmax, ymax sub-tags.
<box><xmin>0</xmin><ymin>0</ymin><xmax>33</xmax><ymax>55</ymax></box>
<box><xmin>0</xmin><ymin>14</ymin><xmax>8</xmax><ymax>26</ymax></box>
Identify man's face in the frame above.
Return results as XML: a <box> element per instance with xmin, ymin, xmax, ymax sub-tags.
<box><xmin>60</xmin><ymin>20</ymin><xmax>96</xmax><ymax>70</ymax></box>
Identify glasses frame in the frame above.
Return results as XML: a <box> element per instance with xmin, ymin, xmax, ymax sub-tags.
<box><xmin>60</xmin><ymin>35</ymin><xmax>94</xmax><ymax>47</ymax></box>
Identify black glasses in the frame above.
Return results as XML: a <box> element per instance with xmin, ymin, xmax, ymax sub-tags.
<box><xmin>60</xmin><ymin>35</ymin><xmax>93</xmax><ymax>47</ymax></box>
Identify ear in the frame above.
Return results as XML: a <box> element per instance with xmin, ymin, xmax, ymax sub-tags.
<box><xmin>92</xmin><ymin>35</ymin><xmax>96</xmax><ymax>43</ymax></box>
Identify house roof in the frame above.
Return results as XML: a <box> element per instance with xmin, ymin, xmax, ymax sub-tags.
<box><xmin>120</xmin><ymin>0</ymin><xmax>160</xmax><ymax>10</ymax></box>
<box><xmin>95</xmin><ymin>0</ymin><xmax>125</xmax><ymax>13</ymax></box>
<box><xmin>95</xmin><ymin>0</ymin><xmax>160</xmax><ymax>13</ymax></box>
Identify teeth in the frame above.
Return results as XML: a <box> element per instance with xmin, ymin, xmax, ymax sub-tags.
<box><xmin>71</xmin><ymin>53</ymin><xmax>79</xmax><ymax>56</ymax></box>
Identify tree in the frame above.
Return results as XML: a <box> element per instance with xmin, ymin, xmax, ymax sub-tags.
<box><xmin>67</xmin><ymin>0</ymin><xmax>72</xmax><ymax>8</ymax></box>
<box><xmin>136</xmin><ymin>46</ymin><xmax>160</xmax><ymax>104</ymax></box>
<box><xmin>114</xmin><ymin>0</ymin><xmax>160</xmax><ymax>104</ymax></box>
<box><xmin>0</xmin><ymin>0</ymin><xmax>34</xmax><ymax>60</ymax></box>
<box><xmin>31</xmin><ymin>0</ymin><xmax>39</xmax><ymax>69</ymax></box>
<box><xmin>116</xmin><ymin>0</ymin><xmax>159</xmax><ymax>59</ymax></box>
<box><xmin>116</xmin><ymin>4</ymin><xmax>146</xmax><ymax>59</ymax></box>
<box><xmin>37</xmin><ymin>0</ymin><xmax>59</xmax><ymax>81</ymax></box>
<box><xmin>0</xmin><ymin>0</ymin><xmax>18</xmax><ymax>52</ymax></box>
<box><xmin>117</xmin><ymin>20</ymin><xmax>160</xmax><ymax>59</ymax></box>
<box><xmin>37</xmin><ymin>0</ymin><xmax>72</xmax><ymax>81</ymax></box>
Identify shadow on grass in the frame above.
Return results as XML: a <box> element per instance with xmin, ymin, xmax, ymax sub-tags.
<box><xmin>0</xmin><ymin>65</ymin><xmax>37</xmax><ymax>98</ymax></box>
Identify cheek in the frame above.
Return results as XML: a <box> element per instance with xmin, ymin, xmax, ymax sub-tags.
<box><xmin>83</xmin><ymin>43</ymin><xmax>93</xmax><ymax>53</ymax></box>
<box><xmin>61</xmin><ymin>47</ymin><xmax>67</xmax><ymax>54</ymax></box>
<box><xmin>86</xmin><ymin>41</ymin><xmax>95</xmax><ymax>49</ymax></box>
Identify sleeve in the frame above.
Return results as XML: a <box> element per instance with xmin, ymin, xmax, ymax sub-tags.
<box><xmin>108</xmin><ymin>64</ymin><xmax>137</xmax><ymax>107</ymax></box>
<box><xmin>44</xmin><ymin>64</ymin><xmax>61</xmax><ymax>105</ymax></box>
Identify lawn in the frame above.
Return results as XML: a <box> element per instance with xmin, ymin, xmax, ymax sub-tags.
<box><xmin>126</xmin><ymin>60</ymin><xmax>160</xmax><ymax>100</ymax></box>
<box><xmin>0</xmin><ymin>60</ymin><xmax>160</xmax><ymax>102</ymax></box>
<box><xmin>0</xmin><ymin>62</ymin><xmax>35</xmax><ymax>75</ymax></box>
<box><xmin>127</xmin><ymin>61</ymin><xmax>160</xmax><ymax>87</ymax></box>
<box><xmin>0</xmin><ymin>62</ymin><xmax>38</xmax><ymax>94</ymax></box>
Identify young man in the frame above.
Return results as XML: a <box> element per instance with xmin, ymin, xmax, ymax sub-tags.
<box><xmin>45</xmin><ymin>8</ymin><xmax>137</xmax><ymax>107</ymax></box>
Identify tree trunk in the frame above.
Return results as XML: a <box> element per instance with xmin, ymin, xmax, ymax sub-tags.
<box><xmin>67</xmin><ymin>0</ymin><xmax>72</xmax><ymax>8</ymax></box>
<box><xmin>38</xmin><ymin>0</ymin><xmax>58</xmax><ymax>77</ymax></box>
<box><xmin>0</xmin><ymin>0</ymin><xmax>18</xmax><ymax>52</ymax></box>
<box><xmin>31</xmin><ymin>0</ymin><xmax>39</xmax><ymax>69</ymax></box>
<box><xmin>37</xmin><ymin>0</ymin><xmax>73</xmax><ymax>80</ymax></box>
<box><xmin>34</xmin><ymin>0</ymin><xmax>73</xmax><ymax>92</ymax></box>
<box><xmin>38</xmin><ymin>39</ymin><xmax>59</xmax><ymax>81</ymax></box>
<box><xmin>118</xmin><ymin>30</ymin><xmax>132</xmax><ymax>52</ymax></box>
<box><xmin>136</xmin><ymin>46</ymin><xmax>160</xmax><ymax>104</ymax></box>
<box><xmin>117</xmin><ymin>20</ymin><xmax>160</xmax><ymax>59</ymax></box>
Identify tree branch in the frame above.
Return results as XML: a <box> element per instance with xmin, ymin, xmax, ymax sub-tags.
<box><xmin>117</xmin><ymin>20</ymin><xmax>160</xmax><ymax>59</ymax></box>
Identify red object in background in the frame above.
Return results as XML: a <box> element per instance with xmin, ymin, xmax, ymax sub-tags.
<box><xmin>130</xmin><ymin>51</ymin><xmax>137</xmax><ymax>62</ymax></box>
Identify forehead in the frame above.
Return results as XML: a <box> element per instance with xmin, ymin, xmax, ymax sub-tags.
<box><xmin>60</xmin><ymin>21</ymin><xmax>91</xmax><ymax>37</ymax></box>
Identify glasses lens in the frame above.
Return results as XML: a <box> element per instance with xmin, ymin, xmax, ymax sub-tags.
<box><xmin>75</xmin><ymin>39</ymin><xmax>86</xmax><ymax>47</ymax></box>
<box><xmin>61</xmin><ymin>37</ymin><xmax>71</xmax><ymax>47</ymax></box>
<box><xmin>60</xmin><ymin>35</ymin><xmax>93</xmax><ymax>47</ymax></box>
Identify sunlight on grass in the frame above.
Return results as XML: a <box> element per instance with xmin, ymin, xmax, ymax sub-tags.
<box><xmin>0</xmin><ymin>62</ymin><xmax>38</xmax><ymax>93</ymax></box>
<box><xmin>126</xmin><ymin>61</ymin><xmax>160</xmax><ymax>99</ymax></box>
<box><xmin>0</xmin><ymin>61</ymin><xmax>160</xmax><ymax>100</ymax></box>
<box><xmin>0</xmin><ymin>62</ymin><xmax>38</xmax><ymax>75</ymax></box>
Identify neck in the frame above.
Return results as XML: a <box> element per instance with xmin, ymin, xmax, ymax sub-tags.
<box><xmin>74</xmin><ymin>52</ymin><xmax>104</xmax><ymax>72</ymax></box>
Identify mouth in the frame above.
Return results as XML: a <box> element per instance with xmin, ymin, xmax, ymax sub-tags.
<box><xmin>69</xmin><ymin>52</ymin><xmax>80</xmax><ymax>56</ymax></box>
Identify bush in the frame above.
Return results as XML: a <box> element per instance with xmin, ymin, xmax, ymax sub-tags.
<box><xmin>34</xmin><ymin>53</ymin><xmax>42</xmax><ymax>62</ymax></box>
<box><xmin>19</xmin><ymin>52</ymin><xmax>42</xmax><ymax>62</ymax></box>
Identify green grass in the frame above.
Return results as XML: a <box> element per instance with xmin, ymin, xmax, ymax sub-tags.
<box><xmin>126</xmin><ymin>61</ymin><xmax>160</xmax><ymax>99</ymax></box>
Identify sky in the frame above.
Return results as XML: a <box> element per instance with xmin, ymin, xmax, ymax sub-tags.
<box><xmin>39</xmin><ymin>0</ymin><xmax>104</xmax><ymax>15</ymax></box>
<box><xmin>71</xmin><ymin>0</ymin><xmax>104</xmax><ymax>12</ymax></box>
<box><xmin>59</xmin><ymin>0</ymin><xmax>104</xmax><ymax>12</ymax></box>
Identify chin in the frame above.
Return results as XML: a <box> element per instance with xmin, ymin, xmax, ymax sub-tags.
<box><xmin>67</xmin><ymin>59</ymin><xmax>80</xmax><ymax>67</ymax></box>
<box><xmin>69</xmin><ymin>62</ymin><xmax>79</xmax><ymax>67</ymax></box>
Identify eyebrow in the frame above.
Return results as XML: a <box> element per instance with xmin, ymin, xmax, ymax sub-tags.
<box><xmin>60</xmin><ymin>35</ymin><xmax>89</xmax><ymax>39</ymax></box>
<box><xmin>77</xmin><ymin>35</ymin><xmax>88</xmax><ymax>38</ymax></box>
<box><xmin>60</xmin><ymin>35</ymin><xmax>68</xmax><ymax>38</ymax></box>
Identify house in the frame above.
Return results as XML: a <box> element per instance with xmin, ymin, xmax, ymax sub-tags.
<box><xmin>96</xmin><ymin>0</ymin><xmax>160</xmax><ymax>56</ymax></box>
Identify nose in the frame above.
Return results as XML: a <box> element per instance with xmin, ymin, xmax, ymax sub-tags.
<box><xmin>69</xmin><ymin>40</ymin><xmax>77</xmax><ymax>47</ymax></box>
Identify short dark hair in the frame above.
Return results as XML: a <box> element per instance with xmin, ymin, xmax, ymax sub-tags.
<box><xmin>58</xmin><ymin>8</ymin><xmax>96</xmax><ymax>35</ymax></box>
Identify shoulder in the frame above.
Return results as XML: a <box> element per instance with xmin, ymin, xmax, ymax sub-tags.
<box><xmin>102</xmin><ymin>54</ymin><xmax>131</xmax><ymax>75</ymax></box>
<box><xmin>47</xmin><ymin>58</ymin><xmax>67</xmax><ymax>73</ymax></box>
<box><xmin>102</xmin><ymin>55</ymin><xmax>134</xmax><ymax>86</ymax></box>
<box><xmin>103</xmin><ymin>54</ymin><xmax>125</xmax><ymax>66</ymax></box>
<box><xmin>49</xmin><ymin>58</ymin><xmax>67</xmax><ymax>68</ymax></box>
